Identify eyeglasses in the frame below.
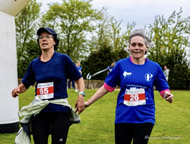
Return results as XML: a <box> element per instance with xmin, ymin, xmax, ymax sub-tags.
<box><xmin>130</xmin><ymin>42</ymin><xmax>144</xmax><ymax>47</ymax></box>
<box><xmin>39</xmin><ymin>35</ymin><xmax>54</xmax><ymax>40</ymax></box>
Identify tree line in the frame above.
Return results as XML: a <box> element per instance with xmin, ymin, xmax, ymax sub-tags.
<box><xmin>15</xmin><ymin>0</ymin><xmax>190</xmax><ymax>89</ymax></box>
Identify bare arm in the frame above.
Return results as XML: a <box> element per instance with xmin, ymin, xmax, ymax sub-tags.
<box><xmin>11</xmin><ymin>83</ymin><xmax>27</xmax><ymax>98</ymax></box>
<box><xmin>76</xmin><ymin>77</ymin><xmax>85</xmax><ymax>92</ymax></box>
<box><xmin>86</xmin><ymin>85</ymin><xmax>109</xmax><ymax>107</ymax></box>
<box><xmin>75</xmin><ymin>77</ymin><xmax>85</xmax><ymax>114</ymax></box>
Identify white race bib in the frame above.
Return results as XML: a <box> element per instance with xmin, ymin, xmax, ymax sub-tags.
<box><xmin>124</xmin><ymin>88</ymin><xmax>146</xmax><ymax>106</ymax></box>
<box><xmin>36</xmin><ymin>82</ymin><xmax>54</xmax><ymax>100</ymax></box>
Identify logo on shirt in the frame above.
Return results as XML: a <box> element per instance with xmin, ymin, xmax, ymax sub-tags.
<box><xmin>59</xmin><ymin>138</ymin><xmax>63</xmax><ymax>142</ymax></box>
<box><xmin>123</xmin><ymin>71</ymin><xmax>132</xmax><ymax>78</ymax></box>
<box><xmin>144</xmin><ymin>73</ymin><xmax>153</xmax><ymax>82</ymax></box>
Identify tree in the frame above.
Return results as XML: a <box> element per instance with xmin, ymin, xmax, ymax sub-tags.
<box><xmin>88</xmin><ymin>9</ymin><xmax>135</xmax><ymax>53</ymax></box>
<box><xmin>82</xmin><ymin>45</ymin><xmax>114</xmax><ymax>80</ymax></box>
<box><xmin>83</xmin><ymin>10</ymin><xmax>135</xmax><ymax>80</ymax></box>
<box><xmin>112</xmin><ymin>22</ymin><xmax>135</xmax><ymax>61</ymax></box>
<box><xmin>41</xmin><ymin>0</ymin><xmax>102</xmax><ymax>62</ymax></box>
<box><xmin>15</xmin><ymin>0</ymin><xmax>41</xmax><ymax>77</ymax></box>
<box><xmin>148</xmin><ymin>8</ymin><xmax>190</xmax><ymax>89</ymax></box>
<box><xmin>166</xmin><ymin>51</ymin><xmax>190</xmax><ymax>89</ymax></box>
<box><xmin>148</xmin><ymin>8</ymin><xmax>190</xmax><ymax>64</ymax></box>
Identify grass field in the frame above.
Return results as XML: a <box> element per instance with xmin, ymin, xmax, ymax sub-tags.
<box><xmin>0</xmin><ymin>88</ymin><xmax>189</xmax><ymax>144</ymax></box>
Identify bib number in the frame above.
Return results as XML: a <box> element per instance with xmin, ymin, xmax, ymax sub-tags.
<box><xmin>36</xmin><ymin>82</ymin><xmax>54</xmax><ymax>100</ymax></box>
<box><xmin>124</xmin><ymin>88</ymin><xmax>146</xmax><ymax>106</ymax></box>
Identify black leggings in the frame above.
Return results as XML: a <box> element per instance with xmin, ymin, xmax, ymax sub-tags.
<box><xmin>32</xmin><ymin>111</ymin><xmax>70</xmax><ymax>144</ymax></box>
<box><xmin>115</xmin><ymin>123</ymin><xmax>154</xmax><ymax>144</ymax></box>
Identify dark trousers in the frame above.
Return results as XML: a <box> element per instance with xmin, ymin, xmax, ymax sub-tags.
<box><xmin>32</xmin><ymin>112</ymin><xmax>70</xmax><ymax>144</ymax></box>
<box><xmin>115</xmin><ymin>123</ymin><xmax>154</xmax><ymax>144</ymax></box>
<box><xmin>68</xmin><ymin>79</ymin><xmax>75</xmax><ymax>89</ymax></box>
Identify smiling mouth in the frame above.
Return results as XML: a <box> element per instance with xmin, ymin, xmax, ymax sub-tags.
<box><xmin>133</xmin><ymin>51</ymin><xmax>141</xmax><ymax>53</ymax></box>
<box><xmin>42</xmin><ymin>43</ymin><xmax>48</xmax><ymax>46</ymax></box>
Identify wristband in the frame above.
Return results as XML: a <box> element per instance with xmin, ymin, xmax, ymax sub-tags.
<box><xmin>78</xmin><ymin>91</ymin><xmax>85</xmax><ymax>97</ymax></box>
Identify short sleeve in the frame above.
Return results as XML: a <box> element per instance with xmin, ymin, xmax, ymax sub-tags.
<box><xmin>65</xmin><ymin>55</ymin><xmax>82</xmax><ymax>80</ymax></box>
<box><xmin>22</xmin><ymin>61</ymin><xmax>35</xmax><ymax>88</ymax></box>
<box><xmin>104</xmin><ymin>62</ymin><xmax>120</xmax><ymax>88</ymax></box>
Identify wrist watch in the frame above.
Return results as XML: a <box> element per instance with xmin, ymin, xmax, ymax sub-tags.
<box><xmin>78</xmin><ymin>91</ymin><xmax>85</xmax><ymax>97</ymax></box>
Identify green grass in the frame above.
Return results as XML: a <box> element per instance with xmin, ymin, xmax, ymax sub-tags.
<box><xmin>0</xmin><ymin>88</ymin><xmax>189</xmax><ymax>144</ymax></box>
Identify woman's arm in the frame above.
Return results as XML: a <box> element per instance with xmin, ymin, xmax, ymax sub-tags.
<box><xmin>75</xmin><ymin>77</ymin><xmax>85</xmax><ymax>114</ymax></box>
<box><xmin>76</xmin><ymin>85</ymin><xmax>109</xmax><ymax>114</ymax></box>
<box><xmin>85</xmin><ymin>85</ymin><xmax>109</xmax><ymax>107</ymax></box>
<box><xmin>11</xmin><ymin>83</ymin><xmax>27</xmax><ymax>98</ymax></box>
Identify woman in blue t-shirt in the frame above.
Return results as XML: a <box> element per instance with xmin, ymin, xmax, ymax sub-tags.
<box><xmin>12</xmin><ymin>27</ymin><xmax>85</xmax><ymax>144</ymax></box>
<box><xmin>79</xmin><ymin>29</ymin><xmax>174</xmax><ymax>144</ymax></box>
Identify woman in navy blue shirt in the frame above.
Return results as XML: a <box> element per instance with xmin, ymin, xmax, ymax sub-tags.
<box><xmin>12</xmin><ymin>27</ymin><xmax>85</xmax><ymax>144</ymax></box>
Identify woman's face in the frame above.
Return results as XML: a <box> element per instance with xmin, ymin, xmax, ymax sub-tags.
<box><xmin>39</xmin><ymin>32</ymin><xmax>56</xmax><ymax>50</ymax></box>
<box><xmin>129</xmin><ymin>36</ymin><xmax>148</xmax><ymax>59</ymax></box>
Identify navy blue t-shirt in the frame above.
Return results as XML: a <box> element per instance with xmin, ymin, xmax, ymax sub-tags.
<box><xmin>22</xmin><ymin>52</ymin><xmax>82</xmax><ymax>112</ymax></box>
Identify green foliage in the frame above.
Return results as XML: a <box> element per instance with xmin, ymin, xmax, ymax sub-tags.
<box><xmin>113</xmin><ymin>49</ymin><xmax>129</xmax><ymax>62</ymax></box>
<box><xmin>170</xmin><ymin>65</ymin><xmax>190</xmax><ymax>89</ymax></box>
<box><xmin>88</xmin><ymin>10</ymin><xmax>135</xmax><ymax>53</ymax></box>
<box><xmin>148</xmin><ymin>8</ymin><xmax>190</xmax><ymax>89</ymax></box>
<box><xmin>15</xmin><ymin>0</ymin><xmax>41</xmax><ymax>77</ymax></box>
<box><xmin>148</xmin><ymin>9</ymin><xmax>190</xmax><ymax>64</ymax></box>
<box><xmin>109</xmin><ymin>18</ymin><xmax>135</xmax><ymax>52</ymax></box>
<box><xmin>82</xmin><ymin>45</ymin><xmax>114</xmax><ymax>80</ymax></box>
<box><xmin>83</xmin><ymin>12</ymin><xmax>132</xmax><ymax>80</ymax></box>
<box><xmin>15</xmin><ymin>2</ymin><xmax>190</xmax><ymax>89</ymax></box>
<box><xmin>82</xmin><ymin>45</ymin><xmax>129</xmax><ymax>80</ymax></box>
<box><xmin>41</xmin><ymin>0</ymin><xmax>102</xmax><ymax>62</ymax></box>
<box><xmin>17</xmin><ymin>40</ymin><xmax>41</xmax><ymax>78</ymax></box>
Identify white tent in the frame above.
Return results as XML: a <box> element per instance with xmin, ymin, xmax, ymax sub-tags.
<box><xmin>0</xmin><ymin>0</ymin><xmax>31</xmax><ymax>133</ymax></box>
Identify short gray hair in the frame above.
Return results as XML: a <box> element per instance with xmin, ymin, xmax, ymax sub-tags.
<box><xmin>129</xmin><ymin>29</ymin><xmax>153</xmax><ymax>48</ymax></box>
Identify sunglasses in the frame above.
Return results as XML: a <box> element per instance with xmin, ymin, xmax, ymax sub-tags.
<box><xmin>39</xmin><ymin>35</ymin><xmax>54</xmax><ymax>40</ymax></box>
<box><xmin>130</xmin><ymin>42</ymin><xmax>144</xmax><ymax>47</ymax></box>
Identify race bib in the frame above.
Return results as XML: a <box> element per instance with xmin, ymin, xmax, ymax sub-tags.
<box><xmin>124</xmin><ymin>88</ymin><xmax>146</xmax><ymax>106</ymax></box>
<box><xmin>36</xmin><ymin>82</ymin><xmax>54</xmax><ymax>100</ymax></box>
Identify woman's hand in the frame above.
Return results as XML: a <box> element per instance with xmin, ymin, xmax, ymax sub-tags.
<box><xmin>11</xmin><ymin>83</ymin><xmax>27</xmax><ymax>98</ymax></box>
<box><xmin>75</xmin><ymin>95</ymin><xmax>85</xmax><ymax>114</ymax></box>
<box><xmin>84</xmin><ymin>101</ymin><xmax>90</xmax><ymax>108</ymax></box>
<box><xmin>164</xmin><ymin>91</ymin><xmax>174</xmax><ymax>103</ymax></box>
<box><xmin>11</xmin><ymin>87</ymin><xmax>20</xmax><ymax>98</ymax></box>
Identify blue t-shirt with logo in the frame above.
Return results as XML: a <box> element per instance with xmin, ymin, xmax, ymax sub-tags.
<box><xmin>105</xmin><ymin>57</ymin><xmax>169</xmax><ymax>124</ymax></box>
<box><xmin>22</xmin><ymin>52</ymin><xmax>82</xmax><ymax>112</ymax></box>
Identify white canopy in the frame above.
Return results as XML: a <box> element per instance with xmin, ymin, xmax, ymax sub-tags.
<box><xmin>0</xmin><ymin>0</ymin><xmax>31</xmax><ymax>16</ymax></box>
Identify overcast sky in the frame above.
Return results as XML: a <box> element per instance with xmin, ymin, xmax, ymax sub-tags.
<box><xmin>37</xmin><ymin>0</ymin><xmax>190</xmax><ymax>29</ymax></box>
